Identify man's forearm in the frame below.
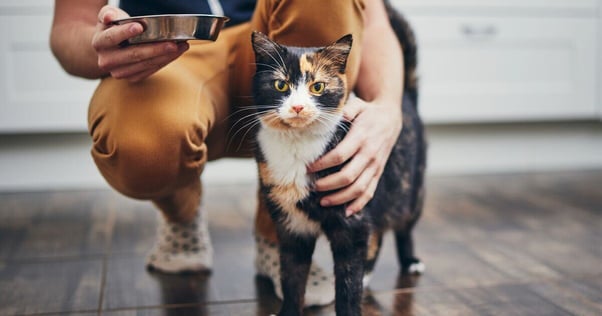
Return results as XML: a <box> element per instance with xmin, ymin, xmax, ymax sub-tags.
<box><xmin>51</xmin><ymin>0</ymin><xmax>109</xmax><ymax>79</ymax></box>
<box><xmin>355</xmin><ymin>0</ymin><xmax>404</xmax><ymax>108</ymax></box>
<box><xmin>51</xmin><ymin>23</ymin><xmax>105</xmax><ymax>79</ymax></box>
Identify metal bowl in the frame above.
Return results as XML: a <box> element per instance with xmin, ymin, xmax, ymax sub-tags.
<box><xmin>112</xmin><ymin>14</ymin><xmax>230</xmax><ymax>45</ymax></box>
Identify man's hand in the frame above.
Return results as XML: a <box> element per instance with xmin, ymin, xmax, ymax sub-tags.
<box><xmin>308</xmin><ymin>95</ymin><xmax>402</xmax><ymax>216</ymax></box>
<box><xmin>92</xmin><ymin>5</ymin><xmax>189</xmax><ymax>82</ymax></box>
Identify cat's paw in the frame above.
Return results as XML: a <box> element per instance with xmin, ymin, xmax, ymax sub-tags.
<box><xmin>362</xmin><ymin>272</ymin><xmax>373</xmax><ymax>288</ymax></box>
<box><xmin>401</xmin><ymin>257</ymin><xmax>426</xmax><ymax>275</ymax></box>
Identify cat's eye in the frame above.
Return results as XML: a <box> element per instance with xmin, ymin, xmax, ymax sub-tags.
<box><xmin>310</xmin><ymin>82</ymin><xmax>326</xmax><ymax>95</ymax></box>
<box><xmin>274</xmin><ymin>80</ymin><xmax>289</xmax><ymax>92</ymax></box>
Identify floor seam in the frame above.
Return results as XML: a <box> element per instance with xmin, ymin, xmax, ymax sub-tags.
<box><xmin>97</xmin><ymin>199</ymin><xmax>117</xmax><ymax>316</ymax></box>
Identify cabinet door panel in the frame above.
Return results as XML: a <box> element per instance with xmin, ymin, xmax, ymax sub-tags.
<box><xmin>396</xmin><ymin>0</ymin><xmax>598</xmax><ymax>12</ymax></box>
<box><xmin>407</xmin><ymin>16</ymin><xmax>597</xmax><ymax>123</ymax></box>
<box><xmin>0</xmin><ymin>15</ymin><xmax>97</xmax><ymax>133</ymax></box>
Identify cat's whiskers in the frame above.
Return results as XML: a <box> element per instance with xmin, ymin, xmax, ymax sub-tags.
<box><xmin>225</xmin><ymin>104</ymin><xmax>278</xmax><ymax>123</ymax></box>
<box><xmin>227</xmin><ymin>107</ymin><xmax>274</xmax><ymax>135</ymax></box>
<box><xmin>225</xmin><ymin>111</ymin><xmax>261</xmax><ymax>136</ymax></box>
<box><xmin>317</xmin><ymin>110</ymin><xmax>346</xmax><ymax>125</ymax></box>
<box><xmin>235</xmin><ymin>119</ymin><xmax>264</xmax><ymax>152</ymax></box>
<box><xmin>271</xmin><ymin>47</ymin><xmax>287</xmax><ymax>74</ymax></box>
<box><xmin>225</xmin><ymin>106</ymin><xmax>275</xmax><ymax>149</ymax></box>
<box><xmin>223</xmin><ymin>107</ymin><xmax>255</xmax><ymax>123</ymax></box>
<box><xmin>226</xmin><ymin>115</ymin><xmax>263</xmax><ymax>153</ymax></box>
<box><xmin>233</xmin><ymin>119</ymin><xmax>263</xmax><ymax>152</ymax></box>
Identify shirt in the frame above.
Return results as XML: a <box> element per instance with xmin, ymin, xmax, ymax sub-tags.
<box><xmin>119</xmin><ymin>0</ymin><xmax>256</xmax><ymax>27</ymax></box>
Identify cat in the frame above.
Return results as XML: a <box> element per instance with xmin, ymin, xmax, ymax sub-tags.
<box><xmin>250</xmin><ymin>6</ymin><xmax>425</xmax><ymax>316</ymax></box>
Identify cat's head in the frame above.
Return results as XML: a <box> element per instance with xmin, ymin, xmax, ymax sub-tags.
<box><xmin>251</xmin><ymin>32</ymin><xmax>353</xmax><ymax>131</ymax></box>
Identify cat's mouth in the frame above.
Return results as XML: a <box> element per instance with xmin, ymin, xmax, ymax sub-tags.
<box><xmin>283</xmin><ymin>115</ymin><xmax>317</xmax><ymax>128</ymax></box>
<box><xmin>260</xmin><ymin>111</ymin><xmax>318</xmax><ymax>130</ymax></box>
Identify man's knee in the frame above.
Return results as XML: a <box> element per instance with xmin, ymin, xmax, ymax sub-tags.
<box><xmin>90</xmin><ymin>114</ymin><xmax>207</xmax><ymax>200</ymax></box>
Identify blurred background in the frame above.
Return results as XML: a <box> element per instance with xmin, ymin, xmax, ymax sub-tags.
<box><xmin>1</xmin><ymin>0</ymin><xmax>601</xmax><ymax>192</ymax></box>
<box><xmin>0</xmin><ymin>1</ymin><xmax>601</xmax><ymax>315</ymax></box>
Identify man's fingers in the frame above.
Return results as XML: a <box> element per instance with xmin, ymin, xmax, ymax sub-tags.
<box><xmin>314</xmin><ymin>151</ymin><xmax>372</xmax><ymax>191</ymax></box>
<box><xmin>345</xmin><ymin>176</ymin><xmax>379</xmax><ymax>216</ymax></box>
<box><xmin>308</xmin><ymin>98</ymin><xmax>369</xmax><ymax>172</ymax></box>
<box><xmin>109</xmin><ymin>42</ymin><xmax>189</xmax><ymax>79</ymax></box>
<box><xmin>318</xmin><ymin>134</ymin><xmax>390</xmax><ymax>213</ymax></box>
<box><xmin>344</xmin><ymin>147</ymin><xmax>389</xmax><ymax>216</ymax></box>
<box><xmin>342</xmin><ymin>95</ymin><xmax>365</xmax><ymax>122</ymax></box>
<box><xmin>93</xmin><ymin>22</ymin><xmax>143</xmax><ymax>51</ymax></box>
<box><xmin>99</xmin><ymin>41</ymin><xmax>181</xmax><ymax>73</ymax></box>
<box><xmin>320</xmin><ymin>162</ymin><xmax>377</xmax><ymax>207</ymax></box>
<box><xmin>308</xmin><ymin>135</ymin><xmax>360</xmax><ymax>172</ymax></box>
<box><xmin>98</xmin><ymin>5</ymin><xmax>130</xmax><ymax>25</ymax></box>
<box><xmin>97</xmin><ymin>6</ymin><xmax>115</xmax><ymax>24</ymax></box>
<box><xmin>93</xmin><ymin>6</ymin><xmax>140</xmax><ymax>50</ymax></box>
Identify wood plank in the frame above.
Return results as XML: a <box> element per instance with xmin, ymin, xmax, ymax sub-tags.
<box><xmin>0</xmin><ymin>190</ymin><xmax>112</xmax><ymax>260</ymax></box>
<box><xmin>528</xmin><ymin>277</ymin><xmax>602</xmax><ymax>316</ymax></box>
<box><xmin>102</xmin><ymin>256</ymin><xmax>218</xmax><ymax>310</ymax></box>
<box><xmin>0</xmin><ymin>258</ymin><xmax>102</xmax><ymax>315</ymax></box>
<box><xmin>1</xmin><ymin>170</ymin><xmax>601</xmax><ymax>315</ymax></box>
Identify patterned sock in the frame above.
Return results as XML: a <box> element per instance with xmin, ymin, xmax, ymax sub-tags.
<box><xmin>255</xmin><ymin>236</ymin><xmax>335</xmax><ymax>307</ymax></box>
<box><xmin>146</xmin><ymin>210</ymin><xmax>213</xmax><ymax>273</ymax></box>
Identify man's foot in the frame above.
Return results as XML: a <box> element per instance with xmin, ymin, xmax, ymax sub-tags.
<box><xmin>146</xmin><ymin>210</ymin><xmax>213</xmax><ymax>273</ymax></box>
<box><xmin>255</xmin><ymin>236</ymin><xmax>335</xmax><ymax>307</ymax></box>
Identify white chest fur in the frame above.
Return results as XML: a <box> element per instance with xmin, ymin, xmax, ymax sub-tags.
<box><xmin>258</xmin><ymin>124</ymin><xmax>340</xmax><ymax>236</ymax></box>
<box><xmin>258</xmin><ymin>127</ymin><xmax>334</xmax><ymax>191</ymax></box>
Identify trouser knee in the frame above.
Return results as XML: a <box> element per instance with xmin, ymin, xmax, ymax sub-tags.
<box><xmin>90</xmin><ymin>110</ymin><xmax>207</xmax><ymax>200</ymax></box>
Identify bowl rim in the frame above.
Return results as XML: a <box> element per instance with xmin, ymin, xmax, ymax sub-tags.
<box><xmin>112</xmin><ymin>14</ymin><xmax>230</xmax><ymax>25</ymax></box>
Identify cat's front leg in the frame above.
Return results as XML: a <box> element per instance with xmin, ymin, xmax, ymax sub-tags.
<box><xmin>277</xmin><ymin>232</ymin><xmax>317</xmax><ymax>316</ymax></box>
<box><xmin>325</xmin><ymin>220</ymin><xmax>369</xmax><ymax>316</ymax></box>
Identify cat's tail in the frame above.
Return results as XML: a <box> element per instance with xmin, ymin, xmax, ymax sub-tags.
<box><xmin>384</xmin><ymin>0</ymin><xmax>419</xmax><ymax>107</ymax></box>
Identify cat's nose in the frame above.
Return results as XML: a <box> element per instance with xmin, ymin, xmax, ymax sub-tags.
<box><xmin>291</xmin><ymin>105</ymin><xmax>304</xmax><ymax>114</ymax></box>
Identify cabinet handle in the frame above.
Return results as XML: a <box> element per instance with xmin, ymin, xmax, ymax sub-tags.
<box><xmin>461</xmin><ymin>24</ymin><xmax>498</xmax><ymax>39</ymax></box>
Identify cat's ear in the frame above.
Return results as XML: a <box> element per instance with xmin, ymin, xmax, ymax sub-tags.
<box><xmin>252</xmin><ymin>31</ymin><xmax>282</xmax><ymax>64</ymax></box>
<box><xmin>320</xmin><ymin>34</ymin><xmax>353</xmax><ymax>74</ymax></box>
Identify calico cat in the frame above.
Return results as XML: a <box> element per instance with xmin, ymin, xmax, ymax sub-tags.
<box><xmin>250</xmin><ymin>7</ymin><xmax>425</xmax><ymax>316</ymax></box>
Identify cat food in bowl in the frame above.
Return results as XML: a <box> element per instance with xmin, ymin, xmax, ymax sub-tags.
<box><xmin>112</xmin><ymin>14</ymin><xmax>229</xmax><ymax>45</ymax></box>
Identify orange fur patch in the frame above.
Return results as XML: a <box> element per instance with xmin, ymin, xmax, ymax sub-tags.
<box><xmin>366</xmin><ymin>232</ymin><xmax>381</xmax><ymax>260</ymax></box>
<box><xmin>300</xmin><ymin>54</ymin><xmax>315</xmax><ymax>76</ymax></box>
<box><xmin>258</xmin><ymin>162</ymin><xmax>320</xmax><ymax>235</ymax></box>
<box><xmin>258</xmin><ymin>162</ymin><xmax>309</xmax><ymax>211</ymax></box>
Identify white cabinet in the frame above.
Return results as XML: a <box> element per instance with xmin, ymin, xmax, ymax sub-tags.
<box><xmin>0</xmin><ymin>1</ymin><xmax>600</xmax><ymax>133</ymax></box>
<box><xmin>0</xmin><ymin>2</ymin><xmax>98</xmax><ymax>133</ymax></box>
<box><xmin>392</xmin><ymin>0</ymin><xmax>600</xmax><ymax>123</ymax></box>
<box><xmin>397</xmin><ymin>0</ymin><xmax>598</xmax><ymax>12</ymax></box>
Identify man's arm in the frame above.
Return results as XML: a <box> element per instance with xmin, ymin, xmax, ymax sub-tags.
<box><xmin>50</xmin><ymin>0</ymin><xmax>107</xmax><ymax>78</ymax></box>
<box><xmin>308</xmin><ymin>0</ymin><xmax>404</xmax><ymax>215</ymax></box>
<box><xmin>51</xmin><ymin>0</ymin><xmax>189</xmax><ymax>82</ymax></box>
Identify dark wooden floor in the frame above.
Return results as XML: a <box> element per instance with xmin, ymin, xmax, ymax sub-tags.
<box><xmin>0</xmin><ymin>170</ymin><xmax>601</xmax><ymax>316</ymax></box>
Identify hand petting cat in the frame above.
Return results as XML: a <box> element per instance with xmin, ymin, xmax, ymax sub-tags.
<box><xmin>308</xmin><ymin>96</ymin><xmax>403</xmax><ymax>216</ymax></box>
<box><xmin>307</xmin><ymin>0</ymin><xmax>404</xmax><ymax>216</ymax></box>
